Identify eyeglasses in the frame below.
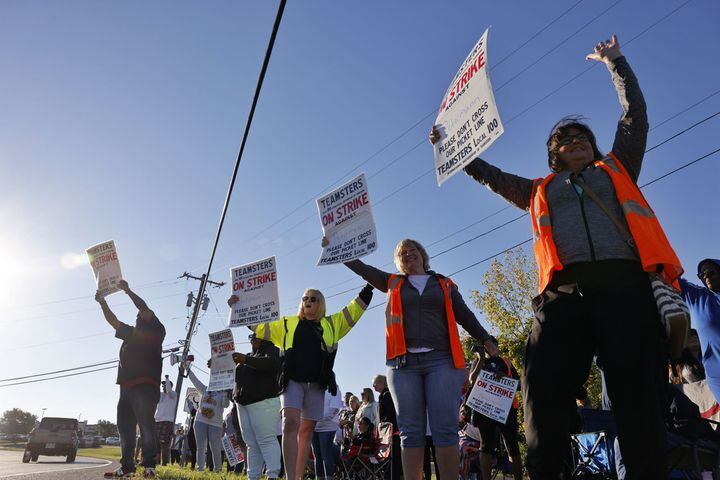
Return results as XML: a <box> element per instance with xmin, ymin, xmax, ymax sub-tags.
<box><xmin>557</xmin><ymin>133</ymin><xmax>589</xmax><ymax>146</ymax></box>
<box><xmin>302</xmin><ymin>296</ymin><xmax>318</xmax><ymax>303</ymax></box>
<box><xmin>698</xmin><ymin>270</ymin><xmax>715</xmax><ymax>281</ymax></box>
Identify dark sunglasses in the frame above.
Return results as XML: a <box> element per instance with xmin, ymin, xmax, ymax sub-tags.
<box><xmin>698</xmin><ymin>270</ymin><xmax>715</xmax><ymax>281</ymax></box>
<box><xmin>557</xmin><ymin>133</ymin><xmax>589</xmax><ymax>146</ymax></box>
<box><xmin>302</xmin><ymin>296</ymin><xmax>318</xmax><ymax>303</ymax></box>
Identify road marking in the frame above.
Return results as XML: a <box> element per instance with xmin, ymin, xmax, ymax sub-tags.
<box><xmin>1</xmin><ymin>457</ymin><xmax>112</xmax><ymax>478</ymax></box>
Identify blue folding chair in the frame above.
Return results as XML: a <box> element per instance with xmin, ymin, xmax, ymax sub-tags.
<box><xmin>571</xmin><ymin>431</ymin><xmax>617</xmax><ymax>479</ymax></box>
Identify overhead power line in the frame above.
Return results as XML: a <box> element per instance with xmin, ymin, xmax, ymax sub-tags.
<box><xmin>209</xmin><ymin>0</ymin><xmax>695</xmax><ymax>277</ymax></box>
<box><xmin>0</xmin><ymin>365</ymin><xmax>117</xmax><ymax>388</ymax></box>
<box><xmin>0</xmin><ymin>360</ymin><xmax>119</xmax><ymax>383</ymax></box>
<box><xmin>195</xmin><ymin>1</ymin><xmax>597</xmax><ymax>277</ymax></box>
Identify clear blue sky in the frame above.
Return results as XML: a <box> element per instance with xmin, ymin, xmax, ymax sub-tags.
<box><xmin>1</xmin><ymin>0</ymin><xmax>718</xmax><ymax>424</ymax></box>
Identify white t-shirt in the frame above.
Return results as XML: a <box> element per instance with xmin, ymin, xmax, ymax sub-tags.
<box><xmin>188</xmin><ymin>370</ymin><xmax>229</xmax><ymax>428</ymax></box>
<box><xmin>155</xmin><ymin>390</ymin><xmax>178</xmax><ymax>422</ymax></box>
<box><xmin>315</xmin><ymin>389</ymin><xmax>345</xmax><ymax>433</ymax></box>
<box><xmin>408</xmin><ymin>274</ymin><xmax>430</xmax><ymax>294</ymax></box>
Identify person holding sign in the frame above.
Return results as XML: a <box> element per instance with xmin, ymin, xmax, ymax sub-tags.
<box><xmin>431</xmin><ymin>36</ymin><xmax>677</xmax><ymax>479</ymax></box>
<box><xmin>465</xmin><ymin>339</ymin><xmax>522</xmax><ymax>480</ymax></box>
<box><xmin>232</xmin><ymin>332</ymin><xmax>282</xmax><ymax>480</ymax></box>
<box><xmin>228</xmin><ymin>283</ymin><xmax>374</xmax><ymax>480</ymax></box>
<box><xmin>95</xmin><ymin>279</ymin><xmax>165</xmax><ymax>479</ymax></box>
<box><xmin>340</xmin><ymin>238</ymin><xmax>497</xmax><ymax>480</ymax></box>
<box><xmin>186</xmin><ymin>359</ymin><xmax>230</xmax><ymax>472</ymax></box>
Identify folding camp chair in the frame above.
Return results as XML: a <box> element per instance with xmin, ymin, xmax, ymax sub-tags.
<box><xmin>338</xmin><ymin>422</ymin><xmax>393</xmax><ymax>480</ymax></box>
<box><xmin>571</xmin><ymin>431</ymin><xmax>617</xmax><ymax>479</ymax></box>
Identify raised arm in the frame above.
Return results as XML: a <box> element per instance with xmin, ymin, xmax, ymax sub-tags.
<box><xmin>463</xmin><ymin>158</ymin><xmax>534</xmax><ymax>210</ymax></box>
<box><xmin>343</xmin><ymin>259</ymin><xmax>391</xmax><ymax>292</ymax></box>
<box><xmin>586</xmin><ymin>35</ymin><xmax>648</xmax><ymax>181</ymax></box>
<box><xmin>187</xmin><ymin>368</ymin><xmax>207</xmax><ymax>394</ymax></box>
<box><xmin>329</xmin><ymin>284</ymin><xmax>373</xmax><ymax>340</ymax></box>
<box><xmin>118</xmin><ymin>280</ymin><xmax>151</xmax><ymax>312</ymax></box>
<box><xmin>427</xmin><ymin>125</ymin><xmax>534</xmax><ymax>210</ymax></box>
<box><xmin>95</xmin><ymin>290</ymin><xmax>120</xmax><ymax>330</ymax></box>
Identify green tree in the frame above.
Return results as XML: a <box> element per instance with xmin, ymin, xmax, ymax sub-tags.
<box><xmin>97</xmin><ymin>419</ymin><xmax>118</xmax><ymax>438</ymax></box>
<box><xmin>0</xmin><ymin>408</ymin><xmax>38</xmax><ymax>435</ymax></box>
<box><xmin>465</xmin><ymin>248</ymin><xmax>602</xmax><ymax>416</ymax></box>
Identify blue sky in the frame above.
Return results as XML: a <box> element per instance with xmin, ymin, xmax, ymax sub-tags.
<box><xmin>1</xmin><ymin>0</ymin><xmax>718</xmax><ymax>424</ymax></box>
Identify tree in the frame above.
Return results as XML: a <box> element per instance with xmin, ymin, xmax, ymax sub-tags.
<box><xmin>0</xmin><ymin>408</ymin><xmax>38</xmax><ymax>435</ymax></box>
<box><xmin>97</xmin><ymin>419</ymin><xmax>118</xmax><ymax>438</ymax></box>
<box><xmin>465</xmin><ymin>248</ymin><xmax>602</xmax><ymax>419</ymax></box>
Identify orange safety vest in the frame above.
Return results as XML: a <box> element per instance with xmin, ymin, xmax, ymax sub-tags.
<box><xmin>386</xmin><ymin>274</ymin><xmax>466</xmax><ymax>369</ymax></box>
<box><xmin>529</xmin><ymin>152</ymin><xmax>683</xmax><ymax>293</ymax></box>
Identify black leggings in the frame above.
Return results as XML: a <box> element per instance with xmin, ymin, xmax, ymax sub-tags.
<box><xmin>522</xmin><ymin>261</ymin><xmax>667</xmax><ymax>480</ymax></box>
<box><xmin>473</xmin><ymin>408</ymin><xmax>520</xmax><ymax>456</ymax></box>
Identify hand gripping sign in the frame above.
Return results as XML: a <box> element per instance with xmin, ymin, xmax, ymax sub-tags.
<box><xmin>433</xmin><ymin>28</ymin><xmax>504</xmax><ymax>186</ymax></box>
<box><xmin>229</xmin><ymin>256</ymin><xmax>280</xmax><ymax>328</ymax></box>
<box><xmin>466</xmin><ymin>369</ymin><xmax>519</xmax><ymax>424</ymax></box>
<box><xmin>86</xmin><ymin>240</ymin><xmax>123</xmax><ymax>298</ymax></box>
<box><xmin>208</xmin><ymin>329</ymin><xmax>236</xmax><ymax>391</ymax></box>
<box><xmin>317</xmin><ymin>172</ymin><xmax>377</xmax><ymax>265</ymax></box>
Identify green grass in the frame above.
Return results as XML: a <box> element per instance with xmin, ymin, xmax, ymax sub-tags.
<box><xmin>78</xmin><ymin>445</ymin><xmax>122</xmax><ymax>461</ymax></box>
<box><xmin>156</xmin><ymin>465</ymin><xmax>245</xmax><ymax>479</ymax></box>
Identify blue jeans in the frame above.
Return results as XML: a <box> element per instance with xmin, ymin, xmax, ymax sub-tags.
<box><xmin>193</xmin><ymin>421</ymin><xmax>223</xmax><ymax>472</ymax></box>
<box><xmin>387</xmin><ymin>350</ymin><xmax>466</xmax><ymax>448</ymax></box>
<box><xmin>312</xmin><ymin>430</ymin><xmax>339</xmax><ymax>478</ymax></box>
<box><xmin>117</xmin><ymin>384</ymin><xmax>160</xmax><ymax>471</ymax></box>
<box><xmin>237</xmin><ymin>398</ymin><xmax>282</xmax><ymax>480</ymax></box>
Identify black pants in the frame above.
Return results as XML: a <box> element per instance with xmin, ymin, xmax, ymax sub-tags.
<box><xmin>117</xmin><ymin>384</ymin><xmax>160</xmax><ymax>472</ymax></box>
<box><xmin>522</xmin><ymin>261</ymin><xmax>667</xmax><ymax>480</ymax></box>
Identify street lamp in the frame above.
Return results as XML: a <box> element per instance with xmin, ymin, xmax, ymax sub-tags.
<box><xmin>40</xmin><ymin>408</ymin><xmax>46</xmax><ymax>420</ymax></box>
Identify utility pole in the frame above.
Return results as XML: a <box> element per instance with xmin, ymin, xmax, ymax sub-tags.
<box><xmin>171</xmin><ymin>272</ymin><xmax>225</xmax><ymax>424</ymax></box>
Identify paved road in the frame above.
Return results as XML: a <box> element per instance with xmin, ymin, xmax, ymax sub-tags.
<box><xmin>0</xmin><ymin>449</ymin><xmax>114</xmax><ymax>479</ymax></box>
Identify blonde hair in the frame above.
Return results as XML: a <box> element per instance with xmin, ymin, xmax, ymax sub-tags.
<box><xmin>296</xmin><ymin>288</ymin><xmax>326</xmax><ymax>319</ymax></box>
<box><xmin>393</xmin><ymin>239</ymin><xmax>430</xmax><ymax>274</ymax></box>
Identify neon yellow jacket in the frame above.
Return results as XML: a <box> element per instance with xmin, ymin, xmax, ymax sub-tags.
<box><xmin>253</xmin><ymin>296</ymin><xmax>368</xmax><ymax>354</ymax></box>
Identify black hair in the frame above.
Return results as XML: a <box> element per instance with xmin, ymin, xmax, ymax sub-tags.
<box><xmin>546</xmin><ymin>116</ymin><xmax>604</xmax><ymax>172</ymax></box>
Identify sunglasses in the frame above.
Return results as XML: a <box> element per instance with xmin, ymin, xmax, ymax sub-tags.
<box><xmin>698</xmin><ymin>270</ymin><xmax>715</xmax><ymax>281</ymax></box>
<box><xmin>557</xmin><ymin>133</ymin><xmax>589</xmax><ymax>146</ymax></box>
<box><xmin>302</xmin><ymin>296</ymin><xmax>318</xmax><ymax>303</ymax></box>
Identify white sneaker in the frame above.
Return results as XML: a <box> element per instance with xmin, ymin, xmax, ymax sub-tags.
<box><xmin>104</xmin><ymin>467</ymin><xmax>134</xmax><ymax>478</ymax></box>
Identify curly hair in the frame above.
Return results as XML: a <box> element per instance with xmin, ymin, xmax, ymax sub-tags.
<box><xmin>546</xmin><ymin>115</ymin><xmax>604</xmax><ymax>172</ymax></box>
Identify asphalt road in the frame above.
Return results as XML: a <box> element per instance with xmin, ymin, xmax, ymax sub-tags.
<box><xmin>0</xmin><ymin>449</ymin><xmax>115</xmax><ymax>479</ymax></box>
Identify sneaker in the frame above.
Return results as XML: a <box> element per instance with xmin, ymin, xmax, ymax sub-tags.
<box><xmin>143</xmin><ymin>467</ymin><xmax>157</xmax><ymax>478</ymax></box>
<box><xmin>104</xmin><ymin>467</ymin><xmax>135</xmax><ymax>478</ymax></box>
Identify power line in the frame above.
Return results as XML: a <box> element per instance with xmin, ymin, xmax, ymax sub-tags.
<box><xmin>0</xmin><ymin>278</ymin><xmax>183</xmax><ymax>312</ymax></box>
<box><xmin>493</xmin><ymin>0</ymin><xmax>622</xmax><ymax>92</ymax></box>
<box><xmin>0</xmin><ymin>365</ymin><xmax>117</xmax><ymax>388</ymax></box>
<box><xmin>321</xmin><ymin>112</ymin><xmax>720</xmax><ymax>301</ymax></box>
<box><xmin>0</xmin><ymin>290</ymin><xmax>189</xmax><ymax>325</ymax></box>
<box><xmin>0</xmin><ymin>360</ymin><xmax>119</xmax><ymax>382</ymax></box>
<box><xmin>0</xmin><ymin>332</ymin><xmax>113</xmax><ymax>353</ymax></box>
<box><xmin>212</xmin><ymin>0</ymin><xmax>695</xmax><ymax>276</ymax></box>
<box><xmin>197</xmin><ymin>1</ymin><xmax>598</xmax><ymax>277</ymax></box>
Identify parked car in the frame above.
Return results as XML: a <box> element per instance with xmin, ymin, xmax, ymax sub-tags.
<box><xmin>104</xmin><ymin>436</ymin><xmax>121</xmax><ymax>446</ymax></box>
<box><xmin>22</xmin><ymin>417</ymin><xmax>79</xmax><ymax>463</ymax></box>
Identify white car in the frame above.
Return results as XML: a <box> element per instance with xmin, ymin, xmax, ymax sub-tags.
<box><xmin>104</xmin><ymin>437</ymin><xmax>121</xmax><ymax>446</ymax></box>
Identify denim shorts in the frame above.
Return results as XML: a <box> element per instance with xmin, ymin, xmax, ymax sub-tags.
<box><xmin>280</xmin><ymin>380</ymin><xmax>325</xmax><ymax>421</ymax></box>
<box><xmin>387</xmin><ymin>350</ymin><xmax>467</xmax><ymax>448</ymax></box>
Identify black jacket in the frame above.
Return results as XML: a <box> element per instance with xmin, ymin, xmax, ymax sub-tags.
<box><xmin>378</xmin><ymin>388</ymin><xmax>397</xmax><ymax>428</ymax></box>
<box><xmin>233</xmin><ymin>339</ymin><xmax>281</xmax><ymax>406</ymax></box>
<box><xmin>115</xmin><ymin>317</ymin><xmax>165</xmax><ymax>387</ymax></box>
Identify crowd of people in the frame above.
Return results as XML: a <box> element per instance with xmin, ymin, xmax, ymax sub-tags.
<box><xmin>95</xmin><ymin>35</ymin><xmax>720</xmax><ymax>480</ymax></box>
